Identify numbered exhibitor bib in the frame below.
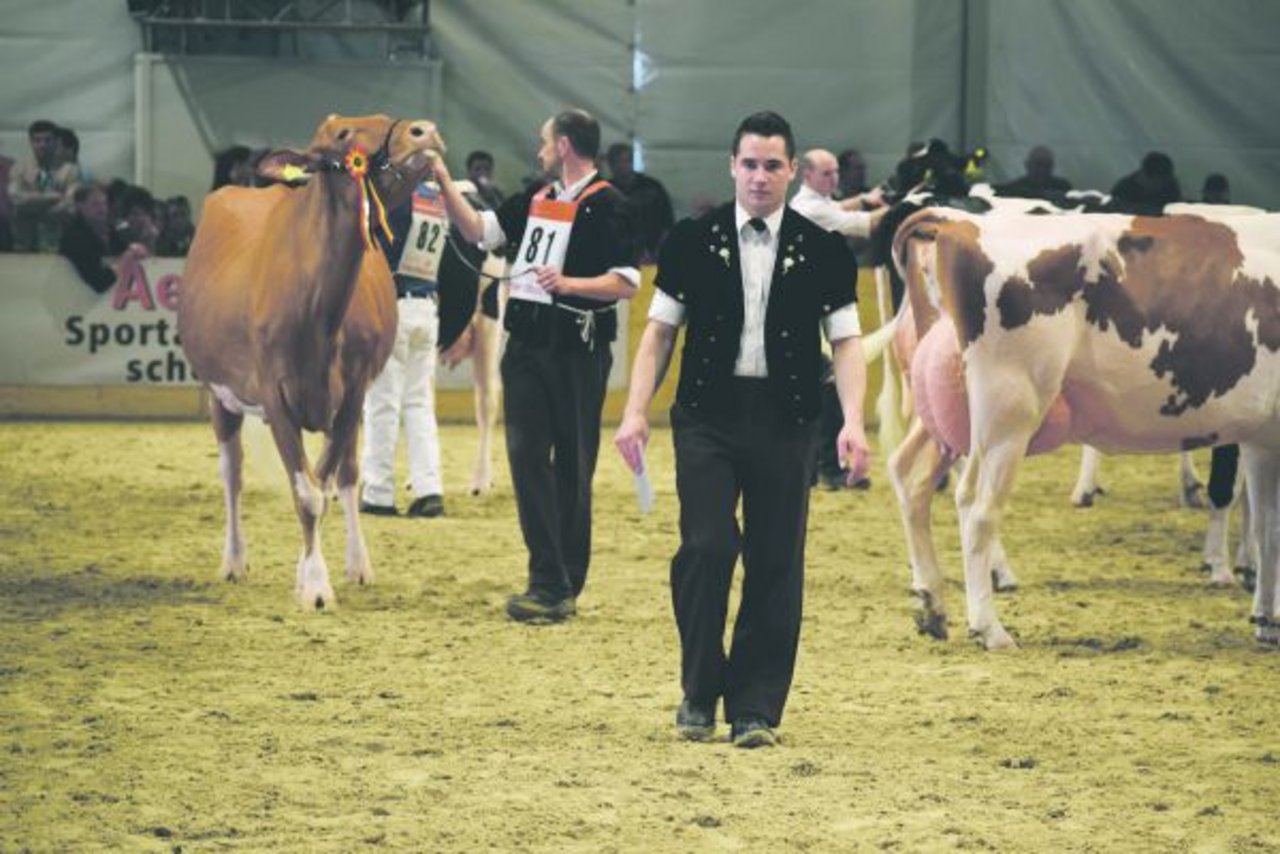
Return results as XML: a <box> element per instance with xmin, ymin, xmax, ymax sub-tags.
<box><xmin>508</xmin><ymin>180</ymin><xmax>610</xmax><ymax>304</ymax></box>
<box><xmin>396</xmin><ymin>187</ymin><xmax>448</xmax><ymax>283</ymax></box>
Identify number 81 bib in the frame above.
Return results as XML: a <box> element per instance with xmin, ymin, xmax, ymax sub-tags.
<box><xmin>509</xmin><ymin>180</ymin><xmax>610</xmax><ymax>304</ymax></box>
<box><xmin>396</xmin><ymin>186</ymin><xmax>448</xmax><ymax>283</ymax></box>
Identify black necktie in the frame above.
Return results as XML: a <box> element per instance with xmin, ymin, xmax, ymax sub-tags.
<box><xmin>747</xmin><ymin>217</ymin><xmax>767</xmax><ymax>234</ymax></box>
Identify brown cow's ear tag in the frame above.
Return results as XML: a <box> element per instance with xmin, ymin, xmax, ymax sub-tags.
<box><xmin>257</xmin><ymin>150</ymin><xmax>314</xmax><ymax>185</ymax></box>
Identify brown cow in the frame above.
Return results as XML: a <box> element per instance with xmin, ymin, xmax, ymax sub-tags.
<box><xmin>178</xmin><ymin>114</ymin><xmax>444</xmax><ymax>609</ymax></box>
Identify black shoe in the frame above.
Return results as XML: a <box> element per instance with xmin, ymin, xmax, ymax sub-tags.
<box><xmin>731</xmin><ymin>717</ymin><xmax>778</xmax><ymax>749</ymax></box>
<box><xmin>850</xmin><ymin>476</ymin><xmax>872</xmax><ymax>491</ymax></box>
<box><xmin>407</xmin><ymin>494</ymin><xmax>445</xmax><ymax>518</ymax></box>
<box><xmin>817</xmin><ymin>472</ymin><xmax>844</xmax><ymax>491</ymax></box>
<box><xmin>505</xmin><ymin>592</ymin><xmax>576</xmax><ymax>624</ymax></box>
<box><xmin>359</xmin><ymin>501</ymin><xmax>398</xmax><ymax>516</ymax></box>
<box><xmin>676</xmin><ymin>699</ymin><xmax>716</xmax><ymax>742</ymax></box>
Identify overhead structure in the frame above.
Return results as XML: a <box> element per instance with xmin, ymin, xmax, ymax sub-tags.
<box><xmin>128</xmin><ymin>0</ymin><xmax>433</xmax><ymax>61</ymax></box>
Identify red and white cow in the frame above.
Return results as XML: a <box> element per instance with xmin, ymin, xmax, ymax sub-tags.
<box><xmin>179</xmin><ymin>114</ymin><xmax>444</xmax><ymax>609</ymax></box>
<box><xmin>888</xmin><ymin>207</ymin><xmax>1280</xmax><ymax>648</ymax></box>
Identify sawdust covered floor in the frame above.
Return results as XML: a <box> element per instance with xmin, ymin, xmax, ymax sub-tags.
<box><xmin>0</xmin><ymin>422</ymin><xmax>1276</xmax><ymax>852</ymax></box>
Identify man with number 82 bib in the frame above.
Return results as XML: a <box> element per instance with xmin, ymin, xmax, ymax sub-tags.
<box><xmin>434</xmin><ymin>108</ymin><xmax>638</xmax><ymax>623</ymax></box>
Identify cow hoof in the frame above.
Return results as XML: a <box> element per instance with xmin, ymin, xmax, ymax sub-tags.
<box><xmin>913</xmin><ymin>609</ymin><xmax>949</xmax><ymax>641</ymax></box>
<box><xmin>912</xmin><ymin>590</ymin><xmax>948</xmax><ymax>640</ymax></box>
<box><xmin>220</xmin><ymin>560</ymin><xmax>249</xmax><ymax>583</ymax></box>
<box><xmin>1206</xmin><ymin>567</ymin><xmax>1236</xmax><ymax>587</ymax></box>
<box><xmin>1235</xmin><ymin>567</ymin><xmax>1257</xmax><ymax>593</ymax></box>
<box><xmin>1181</xmin><ymin>483</ymin><xmax>1207</xmax><ymax>509</ymax></box>
<box><xmin>299</xmin><ymin>587</ymin><xmax>337</xmax><ymax>611</ymax></box>
<box><xmin>970</xmin><ymin>624</ymin><xmax>1018</xmax><ymax>651</ymax></box>
<box><xmin>1071</xmin><ymin>490</ymin><xmax>1095</xmax><ymax>508</ymax></box>
<box><xmin>992</xmin><ymin>570</ymin><xmax>1019</xmax><ymax>594</ymax></box>
<box><xmin>1253</xmin><ymin>619</ymin><xmax>1279</xmax><ymax>646</ymax></box>
<box><xmin>346</xmin><ymin>564</ymin><xmax>374</xmax><ymax>586</ymax></box>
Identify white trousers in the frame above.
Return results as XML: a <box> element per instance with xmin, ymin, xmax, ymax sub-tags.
<box><xmin>361</xmin><ymin>295</ymin><xmax>442</xmax><ymax>505</ymax></box>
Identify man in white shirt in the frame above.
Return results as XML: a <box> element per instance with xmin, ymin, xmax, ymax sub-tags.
<box><xmin>615</xmin><ymin>112</ymin><xmax>870</xmax><ymax>749</ymax></box>
<box><xmin>791</xmin><ymin>147</ymin><xmax>885</xmax><ymax>491</ymax></box>
<box><xmin>789</xmin><ymin>148</ymin><xmax>886</xmax><ymax>239</ymax></box>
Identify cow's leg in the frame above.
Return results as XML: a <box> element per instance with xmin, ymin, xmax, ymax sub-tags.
<box><xmin>469</xmin><ymin>315</ymin><xmax>502</xmax><ymax>496</ymax></box>
<box><xmin>1202</xmin><ymin>505</ymin><xmax>1236</xmax><ymax>585</ymax></box>
<box><xmin>1071</xmin><ymin>446</ymin><xmax>1105</xmax><ymax>508</ymax></box>
<box><xmin>1202</xmin><ymin>445</ymin><xmax>1241</xmax><ymax>585</ymax></box>
<box><xmin>888</xmin><ymin>417</ymin><xmax>952</xmax><ymax>639</ymax></box>
<box><xmin>211</xmin><ymin>398</ymin><xmax>248</xmax><ymax>581</ymax></box>
<box><xmin>1179</xmin><ymin>451</ymin><xmax>1207</xmax><ymax>509</ymax></box>
<box><xmin>1236</xmin><ymin>485</ymin><xmax>1259</xmax><ymax>592</ymax></box>
<box><xmin>265</xmin><ymin>403</ymin><xmax>334</xmax><ymax>610</ymax></box>
<box><xmin>318</xmin><ymin>390</ymin><xmax>374</xmax><ymax>587</ymax></box>
<box><xmin>955</xmin><ymin>368</ymin><xmax>1046</xmax><ymax>651</ymax></box>
<box><xmin>1240</xmin><ymin>445</ymin><xmax>1279</xmax><ymax>645</ymax></box>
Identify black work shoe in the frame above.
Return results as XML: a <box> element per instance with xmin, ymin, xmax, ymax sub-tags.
<box><xmin>407</xmin><ymin>494</ymin><xmax>445</xmax><ymax>518</ymax></box>
<box><xmin>731</xmin><ymin>717</ymin><xmax>778</xmax><ymax>749</ymax></box>
<box><xmin>359</xmin><ymin>501</ymin><xmax>398</xmax><ymax>516</ymax></box>
<box><xmin>676</xmin><ymin>699</ymin><xmax>716</xmax><ymax>742</ymax></box>
<box><xmin>505</xmin><ymin>592</ymin><xmax>576</xmax><ymax>624</ymax></box>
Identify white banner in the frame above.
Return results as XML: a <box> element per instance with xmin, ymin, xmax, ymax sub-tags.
<box><xmin>0</xmin><ymin>255</ymin><xmax>196</xmax><ymax>386</ymax></box>
<box><xmin>0</xmin><ymin>255</ymin><xmax>631</xmax><ymax>391</ymax></box>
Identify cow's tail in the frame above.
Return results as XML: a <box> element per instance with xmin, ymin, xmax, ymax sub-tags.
<box><xmin>890</xmin><ymin>209</ymin><xmax>945</xmax><ymax>285</ymax></box>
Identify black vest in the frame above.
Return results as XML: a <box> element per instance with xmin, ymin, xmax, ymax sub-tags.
<box><xmin>655</xmin><ymin>203</ymin><xmax>858</xmax><ymax>423</ymax></box>
<box><xmin>495</xmin><ymin>177</ymin><xmax>637</xmax><ymax>351</ymax></box>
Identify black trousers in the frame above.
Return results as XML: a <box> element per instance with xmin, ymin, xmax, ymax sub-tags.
<box><xmin>501</xmin><ymin>337</ymin><xmax>612</xmax><ymax>601</ymax></box>
<box><xmin>670</xmin><ymin>381</ymin><xmax>818</xmax><ymax>727</ymax></box>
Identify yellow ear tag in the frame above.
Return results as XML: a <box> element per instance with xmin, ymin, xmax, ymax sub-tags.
<box><xmin>281</xmin><ymin>163</ymin><xmax>308</xmax><ymax>183</ymax></box>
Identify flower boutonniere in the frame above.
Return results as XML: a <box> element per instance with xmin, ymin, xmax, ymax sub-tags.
<box><xmin>710</xmin><ymin>228</ymin><xmax>732</xmax><ymax>268</ymax></box>
<box><xmin>781</xmin><ymin>242</ymin><xmax>806</xmax><ymax>276</ymax></box>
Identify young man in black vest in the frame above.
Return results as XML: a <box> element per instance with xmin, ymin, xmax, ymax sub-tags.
<box><xmin>615</xmin><ymin>111</ymin><xmax>871</xmax><ymax>748</ymax></box>
<box><xmin>433</xmin><ymin>109</ymin><xmax>639</xmax><ymax>623</ymax></box>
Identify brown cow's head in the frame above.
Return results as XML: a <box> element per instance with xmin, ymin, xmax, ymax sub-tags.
<box><xmin>367</xmin><ymin>117</ymin><xmax>446</xmax><ymax>209</ymax></box>
<box><xmin>257</xmin><ymin>114</ymin><xmax>444</xmax><ymax>203</ymax></box>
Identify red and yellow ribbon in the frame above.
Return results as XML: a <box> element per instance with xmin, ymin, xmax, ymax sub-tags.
<box><xmin>344</xmin><ymin>145</ymin><xmax>393</xmax><ymax>251</ymax></box>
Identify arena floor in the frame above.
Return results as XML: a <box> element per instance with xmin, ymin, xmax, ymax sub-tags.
<box><xmin>1</xmin><ymin>421</ymin><xmax>1276</xmax><ymax>851</ymax></box>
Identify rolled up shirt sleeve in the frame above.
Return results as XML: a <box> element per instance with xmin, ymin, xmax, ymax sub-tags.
<box><xmin>822</xmin><ymin>303</ymin><xmax>862</xmax><ymax>342</ymax></box>
<box><xmin>648</xmin><ymin>288</ymin><xmax>686</xmax><ymax>327</ymax></box>
<box><xmin>478</xmin><ymin>210</ymin><xmax>507</xmax><ymax>251</ymax></box>
<box><xmin>610</xmin><ymin>265</ymin><xmax>641</xmax><ymax>288</ymax></box>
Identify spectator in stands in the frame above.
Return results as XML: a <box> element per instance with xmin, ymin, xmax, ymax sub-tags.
<box><xmin>53</xmin><ymin>127</ymin><xmax>88</xmax><ymax>185</ymax></box>
<box><xmin>156</xmin><ymin>195</ymin><xmax>194</xmax><ymax>257</ymax></box>
<box><xmin>211</xmin><ymin>145</ymin><xmax>255</xmax><ymax>191</ymax></box>
<box><xmin>996</xmin><ymin>145</ymin><xmax>1071</xmax><ymax>199</ymax></box>
<box><xmin>605</xmin><ymin>141</ymin><xmax>674</xmax><ymax>263</ymax></box>
<box><xmin>10</xmin><ymin>120</ymin><xmax>80</xmax><ymax>251</ymax></box>
<box><xmin>1201</xmin><ymin>173</ymin><xmax>1231</xmax><ymax>205</ymax></box>
<box><xmin>1110</xmin><ymin>150</ymin><xmax>1182</xmax><ymax>213</ymax></box>
<box><xmin>58</xmin><ymin>184</ymin><xmax>146</xmax><ymax>294</ymax></box>
<box><xmin>836</xmin><ymin>148</ymin><xmax>871</xmax><ymax>200</ymax></box>
<box><xmin>110</xmin><ymin>185</ymin><xmax>160</xmax><ymax>255</ymax></box>
<box><xmin>465</xmin><ymin>149</ymin><xmax>506</xmax><ymax>210</ymax></box>
<box><xmin>0</xmin><ymin>149</ymin><xmax>13</xmax><ymax>252</ymax></box>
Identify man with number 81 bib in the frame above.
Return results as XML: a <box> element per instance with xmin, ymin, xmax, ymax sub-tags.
<box><xmin>434</xmin><ymin>108</ymin><xmax>638</xmax><ymax>623</ymax></box>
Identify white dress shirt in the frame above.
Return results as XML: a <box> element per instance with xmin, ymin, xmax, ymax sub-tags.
<box><xmin>477</xmin><ymin>170</ymin><xmax>639</xmax><ymax>288</ymax></box>
<box><xmin>789</xmin><ymin>183</ymin><xmax>872</xmax><ymax>238</ymax></box>
<box><xmin>649</xmin><ymin>204</ymin><xmax>862</xmax><ymax>377</ymax></box>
